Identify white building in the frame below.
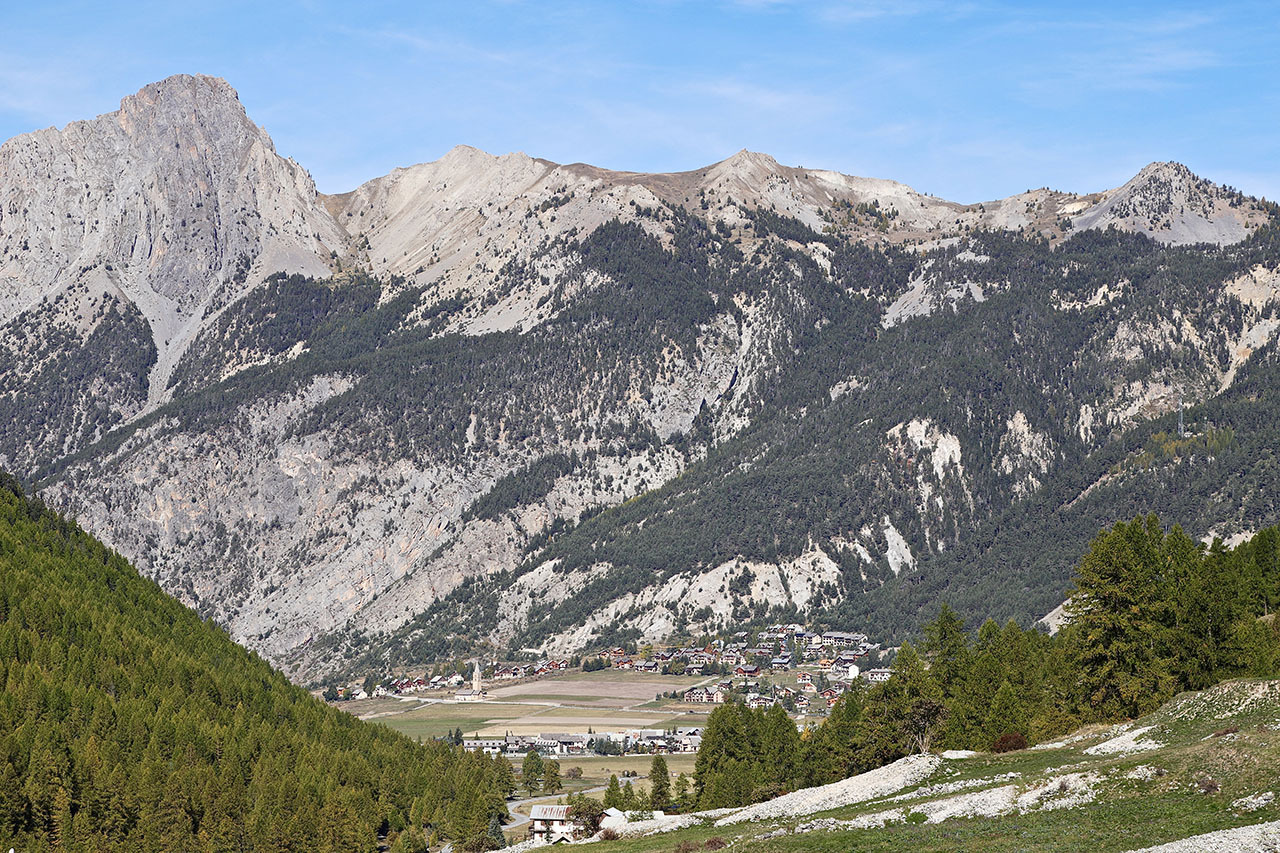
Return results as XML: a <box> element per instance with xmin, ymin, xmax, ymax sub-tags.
<box><xmin>529</xmin><ymin>804</ymin><xmax>580</xmax><ymax>843</ymax></box>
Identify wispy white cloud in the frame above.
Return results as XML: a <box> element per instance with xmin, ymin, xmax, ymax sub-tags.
<box><xmin>673</xmin><ymin>77</ymin><xmax>835</xmax><ymax>116</ymax></box>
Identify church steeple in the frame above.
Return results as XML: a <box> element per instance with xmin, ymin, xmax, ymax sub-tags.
<box><xmin>472</xmin><ymin>660</ymin><xmax>482</xmax><ymax>693</ymax></box>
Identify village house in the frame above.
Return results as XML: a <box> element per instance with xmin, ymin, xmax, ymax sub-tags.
<box><xmin>682</xmin><ymin>686</ymin><xmax>726</xmax><ymax>704</ymax></box>
<box><xmin>864</xmin><ymin>668</ymin><xmax>893</xmax><ymax>683</ymax></box>
<box><xmin>734</xmin><ymin>663</ymin><xmax>761</xmax><ymax>677</ymax></box>
<box><xmin>529</xmin><ymin>804</ymin><xmax>580</xmax><ymax>843</ymax></box>
<box><xmin>831</xmin><ymin>662</ymin><xmax>860</xmax><ymax>680</ymax></box>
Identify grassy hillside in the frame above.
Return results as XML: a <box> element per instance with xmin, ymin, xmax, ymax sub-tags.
<box><xmin>0</xmin><ymin>473</ymin><xmax>512</xmax><ymax>852</ymax></box>
<box><xmin>591</xmin><ymin>680</ymin><xmax>1280</xmax><ymax>852</ymax></box>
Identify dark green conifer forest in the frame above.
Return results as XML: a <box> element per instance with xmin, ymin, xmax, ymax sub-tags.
<box><xmin>0</xmin><ymin>474</ymin><xmax>514</xmax><ymax>852</ymax></box>
<box><xmin>693</xmin><ymin>516</ymin><xmax>1280</xmax><ymax>807</ymax></box>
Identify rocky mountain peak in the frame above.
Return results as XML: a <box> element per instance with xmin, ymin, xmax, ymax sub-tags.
<box><xmin>0</xmin><ymin>74</ymin><xmax>343</xmax><ymax>405</ymax></box>
<box><xmin>1070</xmin><ymin>160</ymin><xmax>1265</xmax><ymax>245</ymax></box>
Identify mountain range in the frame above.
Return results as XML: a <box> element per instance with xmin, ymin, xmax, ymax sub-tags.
<box><xmin>2</xmin><ymin>74</ymin><xmax>1277</xmax><ymax>681</ymax></box>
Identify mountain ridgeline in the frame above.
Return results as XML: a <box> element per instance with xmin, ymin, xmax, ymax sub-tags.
<box><xmin>1</xmin><ymin>74</ymin><xmax>1279</xmax><ymax>679</ymax></box>
<box><xmin>0</xmin><ymin>474</ymin><xmax>513</xmax><ymax>852</ymax></box>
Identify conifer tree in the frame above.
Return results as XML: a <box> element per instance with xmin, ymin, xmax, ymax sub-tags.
<box><xmin>648</xmin><ymin>755</ymin><xmax>670</xmax><ymax>811</ymax></box>
<box><xmin>521</xmin><ymin>751</ymin><xmax>543</xmax><ymax>796</ymax></box>
<box><xmin>542</xmin><ymin>760</ymin><xmax>562</xmax><ymax>793</ymax></box>
<box><xmin>603</xmin><ymin>774</ymin><xmax>623</xmax><ymax>809</ymax></box>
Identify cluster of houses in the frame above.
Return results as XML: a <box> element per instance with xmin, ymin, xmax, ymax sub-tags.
<box><xmin>377</xmin><ymin>672</ymin><xmax>467</xmax><ymax>695</ymax></box>
<box><xmin>597</xmin><ymin>624</ymin><xmax>881</xmax><ymax>677</ymax></box>
<box><xmin>492</xmin><ymin>658</ymin><xmax>573</xmax><ymax>680</ymax></box>
<box><xmin>464</xmin><ymin>727</ymin><xmax>704</xmax><ymax>758</ymax></box>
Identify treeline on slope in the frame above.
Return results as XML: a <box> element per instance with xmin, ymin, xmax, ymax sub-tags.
<box><xmin>389</xmin><ymin>223</ymin><xmax>1280</xmax><ymax>654</ymax></box>
<box><xmin>0</xmin><ymin>297</ymin><xmax>155</xmax><ymax>481</ymax></box>
<box><xmin>0</xmin><ymin>473</ymin><xmax>514</xmax><ymax>853</ymax></box>
<box><xmin>843</xmin><ymin>340</ymin><xmax>1280</xmax><ymax>645</ymax></box>
<box><xmin>693</xmin><ymin>515</ymin><xmax>1280</xmax><ymax>808</ymax></box>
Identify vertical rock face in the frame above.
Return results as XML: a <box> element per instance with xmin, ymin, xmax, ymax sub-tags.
<box><xmin>0</xmin><ymin>74</ymin><xmax>343</xmax><ymax>399</ymax></box>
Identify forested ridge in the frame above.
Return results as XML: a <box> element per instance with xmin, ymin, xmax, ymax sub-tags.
<box><xmin>693</xmin><ymin>515</ymin><xmax>1280</xmax><ymax>807</ymax></box>
<box><xmin>343</xmin><ymin>220</ymin><xmax>1280</xmax><ymax>668</ymax></box>
<box><xmin>0</xmin><ymin>474</ymin><xmax>514</xmax><ymax>852</ymax></box>
<box><xmin>27</xmin><ymin>193</ymin><xmax>1280</xmax><ymax>677</ymax></box>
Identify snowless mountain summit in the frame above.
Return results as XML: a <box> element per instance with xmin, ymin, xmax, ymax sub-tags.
<box><xmin>2</xmin><ymin>75</ymin><xmax>1276</xmax><ymax>677</ymax></box>
<box><xmin>1</xmin><ymin>74</ymin><xmax>1265</xmax><ymax>410</ymax></box>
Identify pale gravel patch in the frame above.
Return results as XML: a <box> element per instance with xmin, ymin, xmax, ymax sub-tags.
<box><xmin>1125</xmin><ymin>765</ymin><xmax>1160</xmax><ymax>781</ymax></box>
<box><xmin>797</xmin><ymin>771</ymin><xmax>1101</xmax><ymax>831</ymax></box>
<box><xmin>715</xmin><ymin>753</ymin><xmax>942</xmax><ymax>825</ymax></box>
<box><xmin>1083</xmin><ymin>725</ymin><xmax>1162</xmax><ymax>755</ymax></box>
<box><xmin>1123</xmin><ymin>819</ymin><xmax>1280</xmax><ymax>852</ymax></box>
<box><xmin>886</xmin><ymin>771</ymin><xmax>1020</xmax><ymax>803</ymax></box>
<box><xmin>612</xmin><ymin>807</ymin><xmax>738</xmax><ymax>839</ymax></box>
<box><xmin>1233</xmin><ymin>792</ymin><xmax>1277</xmax><ymax>813</ymax></box>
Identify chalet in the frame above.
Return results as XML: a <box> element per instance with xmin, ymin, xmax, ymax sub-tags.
<box><xmin>678</xmin><ymin>734</ymin><xmax>702</xmax><ymax>753</ymax></box>
<box><xmin>770</xmin><ymin>654</ymin><xmax>792</xmax><ymax>670</ymax></box>
<box><xmin>819</xmin><ymin>686</ymin><xmax>845</xmax><ymax>701</ymax></box>
<box><xmin>635</xmin><ymin>660</ymin><xmax>660</xmax><ymax>673</ymax></box>
<box><xmin>720</xmin><ymin>650</ymin><xmax>743</xmax><ymax>666</ymax></box>
<box><xmin>682</xmin><ymin>686</ymin><xmax>726</xmax><ymax>704</ymax></box>
<box><xmin>745</xmin><ymin>693</ymin><xmax>778</xmax><ymax>710</ymax></box>
<box><xmin>831</xmin><ymin>663</ymin><xmax>860</xmax><ymax>680</ymax></box>
<box><xmin>864</xmin><ymin>668</ymin><xmax>893</xmax><ymax>683</ymax></box>
<box><xmin>540</xmin><ymin>733</ymin><xmax>590</xmax><ymax>755</ymax></box>
<box><xmin>684</xmin><ymin>663</ymin><xmax>705</xmax><ymax>675</ymax></box>
<box><xmin>822</xmin><ymin>631</ymin><xmax>867</xmax><ymax>648</ymax></box>
<box><xmin>529</xmin><ymin>804</ymin><xmax>580</xmax><ymax>843</ymax></box>
<box><xmin>734</xmin><ymin>663</ymin><xmax>761</xmax><ymax>677</ymax></box>
<box><xmin>796</xmin><ymin>672</ymin><xmax>813</xmax><ymax>685</ymax></box>
<box><xmin>615</xmin><ymin>658</ymin><xmax>635</xmax><ymax>671</ymax></box>
<box><xmin>795</xmin><ymin>695</ymin><xmax>811</xmax><ymax>712</ymax></box>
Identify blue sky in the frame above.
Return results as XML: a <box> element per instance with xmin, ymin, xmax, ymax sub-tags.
<box><xmin>1</xmin><ymin>1</ymin><xmax>1276</xmax><ymax>202</ymax></box>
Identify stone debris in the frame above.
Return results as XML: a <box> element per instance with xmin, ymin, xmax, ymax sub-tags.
<box><xmin>1123</xmin><ymin>819</ymin><xmax>1280</xmax><ymax>852</ymax></box>
<box><xmin>1083</xmin><ymin>725</ymin><xmax>1162</xmax><ymax>755</ymax></box>
<box><xmin>716</xmin><ymin>753</ymin><xmax>942</xmax><ymax>825</ymax></box>
<box><xmin>1234</xmin><ymin>792</ymin><xmax>1277</xmax><ymax>813</ymax></box>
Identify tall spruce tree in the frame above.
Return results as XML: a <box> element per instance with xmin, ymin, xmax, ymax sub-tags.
<box><xmin>649</xmin><ymin>755</ymin><xmax>671</xmax><ymax>811</ymax></box>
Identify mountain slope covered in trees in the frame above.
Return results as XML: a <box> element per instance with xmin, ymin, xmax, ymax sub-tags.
<box><xmin>3</xmin><ymin>75</ymin><xmax>1279</xmax><ymax>678</ymax></box>
<box><xmin>0</xmin><ymin>474</ymin><xmax>513</xmax><ymax>852</ymax></box>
